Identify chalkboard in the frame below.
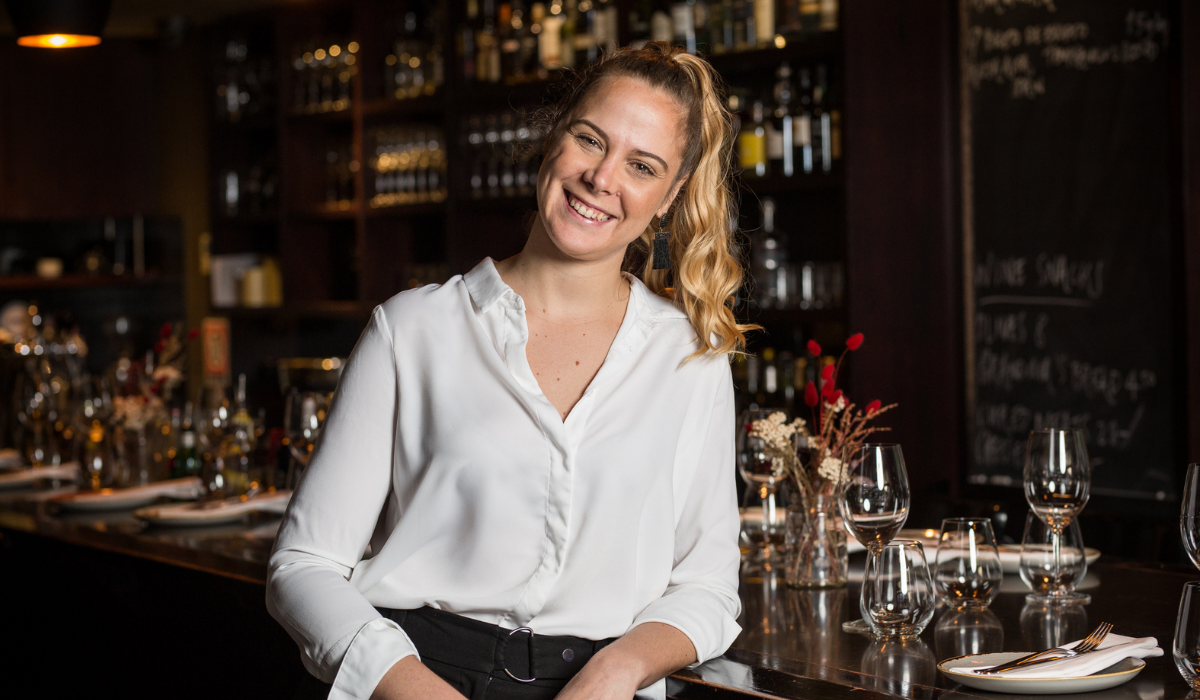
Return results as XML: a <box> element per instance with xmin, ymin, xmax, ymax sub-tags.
<box><xmin>962</xmin><ymin>0</ymin><xmax>1179</xmax><ymax>500</ymax></box>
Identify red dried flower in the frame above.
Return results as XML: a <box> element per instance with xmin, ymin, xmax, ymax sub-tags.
<box><xmin>830</xmin><ymin>389</ymin><xmax>844</xmax><ymax>403</ymax></box>
<box><xmin>821</xmin><ymin>381</ymin><xmax>836</xmax><ymax>399</ymax></box>
<box><xmin>804</xmin><ymin>381</ymin><xmax>819</xmax><ymax>407</ymax></box>
<box><xmin>160</xmin><ymin>322</ymin><xmax>173</xmax><ymax>339</ymax></box>
<box><xmin>186</xmin><ymin>328</ymin><xmax>200</xmax><ymax>340</ymax></box>
<box><xmin>866</xmin><ymin>400</ymin><xmax>882</xmax><ymax>415</ymax></box>
<box><xmin>153</xmin><ymin>341</ymin><xmax>164</xmax><ymax>353</ymax></box>
<box><xmin>807</xmin><ymin>340</ymin><xmax>822</xmax><ymax>356</ymax></box>
<box><xmin>820</xmin><ymin>365</ymin><xmax>836</xmax><ymax>381</ymax></box>
<box><xmin>846</xmin><ymin>333</ymin><xmax>864</xmax><ymax>350</ymax></box>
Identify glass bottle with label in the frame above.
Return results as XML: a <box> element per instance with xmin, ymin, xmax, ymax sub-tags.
<box><xmin>771</xmin><ymin>62</ymin><xmax>796</xmax><ymax>177</ymax></box>
<box><xmin>170</xmin><ymin>402</ymin><xmax>200</xmax><ymax>480</ymax></box>
<box><xmin>540</xmin><ymin>0</ymin><xmax>564</xmax><ymax>70</ymax></box>
<box><xmin>795</xmin><ymin>66</ymin><xmax>814</xmax><ymax>174</ymax></box>
<box><xmin>738</xmin><ymin>100</ymin><xmax>767</xmax><ymax>178</ymax></box>
<box><xmin>651</xmin><ymin>0</ymin><xmax>673</xmax><ymax>42</ymax></box>
<box><xmin>752</xmin><ymin>198</ymin><xmax>787</xmax><ymax>307</ymax></box>
<box><xmin>671</xmin><ymin>0</ymin><xmax>697</xmax><ymax>54</ymax></box>
<box><xmin>753</xmin><ymin>0</ymin><xmax>773</xmax><ymax>47</ymax></box>
<box><xmin>819</xmin><ymin>0</ymin><xmax>838</xmax><ymax>31</ymax></box>
<box><xmin>815</xmin><ymin>63</ymin><xmax>832</xmax><ymax>173</ymax></box>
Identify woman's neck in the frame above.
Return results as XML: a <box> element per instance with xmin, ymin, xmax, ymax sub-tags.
<box><xmin>495</xmin><ymin>231</ymin><xmax>630</xmax><ymax>323</ymax></box>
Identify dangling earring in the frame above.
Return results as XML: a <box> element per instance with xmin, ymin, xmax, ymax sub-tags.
<box><xmin>652</xmin><ymin>213</ymin><xmax>671</xmax><ymax>270</ymax></box>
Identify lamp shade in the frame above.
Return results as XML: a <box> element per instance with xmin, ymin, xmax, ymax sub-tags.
<box><xmin>5</xmin><ymin>0</ymin><xmax>112</xmax><ymax>48</ymax></box>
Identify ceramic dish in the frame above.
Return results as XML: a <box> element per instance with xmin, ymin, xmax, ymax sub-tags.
<box><xmin>133</xmin><ymin>491</ymin><xmax>291</xmax><ymax>527</ymax></box>
<box><xmin>51</xmin><ymin>477</ymin><xmax>202</xmax><ymax>512</ymax></box>
<box><xmin>938</xmin><ymin>652</ymin><xmax>1144</xmax><ymax>694</ymax></box>
<box><xmin>997</xmin><ymin>545</ymin><xmax>1101</xmax><ymax>575</ymax></box>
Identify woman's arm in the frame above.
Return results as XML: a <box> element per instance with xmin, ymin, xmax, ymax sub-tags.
<box><xmin>552</xmin><ymin>622</ymin><xmax>696</xmax><ymax>699</ymax></box>
<box><xmin>267</xmin><ymin>306</ymin><xmax>442</xmax><ymax>699</ymax></box>
<box><xmin>370</xmin><ymin>657</ymin><xmax>468</xmax><ymax>700</ymax></box>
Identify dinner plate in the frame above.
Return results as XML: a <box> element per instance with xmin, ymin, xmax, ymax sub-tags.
<box><xmin>134</xmin><ymin>490</ymin><xmax>292</xmax><ymax>527</ymax></box>
<box><xmin>997</xmin><ymin>545</ymin><xmax>1101</xmax><ymax>575</ymax></box>
<box><xmin>51</xmin><ymin>477</ymin><xmax>202</xmax><ymax>512</ymax></box>
<box><xmin>938</xmin><ymin>652</ymin><xmax>1144</xmax><ymax>694</ymax></box>
<box><xmin>0</xmin><ymin>463</ymin><xmax>79</xmax><ymax>490</ymax></box>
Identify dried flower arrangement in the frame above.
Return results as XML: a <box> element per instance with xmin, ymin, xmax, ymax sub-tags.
<box><xmin>748</xmin><ymin>333</ymin><xmax>897</xmax><ymax>507</ymax></box>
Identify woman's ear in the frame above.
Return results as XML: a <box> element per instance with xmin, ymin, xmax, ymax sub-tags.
<box><xmin>657</xmin><ymin>176</ymin><xmax>690</xmax><ymax>220</ymax></box>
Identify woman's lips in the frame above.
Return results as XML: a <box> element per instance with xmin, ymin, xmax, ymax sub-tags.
<box><xmin>564</xmin><ymin>189</ymin><xmax>614</xmax><ymax>224</ymax></box>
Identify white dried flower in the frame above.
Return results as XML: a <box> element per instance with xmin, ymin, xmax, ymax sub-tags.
<box><xmin>818</xmin><ymin>455</ymin><xmax>844</xmax><ymax>483</ymax></box>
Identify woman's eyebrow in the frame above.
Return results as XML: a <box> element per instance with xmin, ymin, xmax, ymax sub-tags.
<box><xmin>569</xmin><ymin>118</ymin><xmax>670</xmax><ymax>173</ymax></box>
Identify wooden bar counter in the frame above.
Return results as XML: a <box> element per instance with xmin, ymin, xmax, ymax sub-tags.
<box><xmin>0</xmin><ymin>492</ymin><xmax>1194</xmax><ymax>700</ymax></box>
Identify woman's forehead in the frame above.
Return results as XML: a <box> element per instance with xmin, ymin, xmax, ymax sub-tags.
<box><xmin>573</xmin><ymin>76</ymin><xmax>688</xmax><ymax>153</ymax></box>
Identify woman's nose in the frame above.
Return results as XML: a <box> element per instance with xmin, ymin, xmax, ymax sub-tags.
<box><xmin>583</xmin><ymin>154</ymin><xmax>617</xmax><ymax>194</ymax></box>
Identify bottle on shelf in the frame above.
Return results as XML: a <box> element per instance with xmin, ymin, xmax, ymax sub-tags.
<box><xmin>770</xmin><ymin>62</ymin><xmax>795</xmax><ymax>177</ymax></box>
<box><xmin>751</xmin><ymin>198</ymin><xmax>789</xmax><ymax>308</ymax></box>
<box><xmin>170</xmin><ymin>402</ymin><xmax>200</xmax><ymax>480</ymax></box>
<box><xmin>814</xmin><ymin>63</ymin><xmax>832</xmax><ymax>173</ymax></box>
<box><xmin>799</xmin><ymin>0</ymin><xmax>819</xmax><ymax>32</ymax></box>
<box><xmin>540</xmin><ymin>0</ymin><xmax>564</xmax><ymax>70</ymax></box>
<box><xmin>819</xmin><ymin>0</ymin><xmax>838</xmax><ymax>31</ymax></box>
<box><xmin>738</xmin><ymin>100</ymin><xmax>767</xmax><ymax>178</ymax></box>
<box><xmin>671</xmin><ymin>0</ymin><xmax>697</xmax><ymax>54</ymax></box>
<box><xmin>573</xmin><ymin>0</ymin><xmax>599</xmax><ymax>66</ymax></box>
<box><xmin>560</xmin><ymin>0</ymin><xmax>578</xmax><ymax>68</ymax></box>
<box><xmin>796</xmin><ymin>66</ymin><xmax>814</xmax><ymax>175</ymax></box>
<box><xmin>651</xmin><ymin>0</ymin><xmax>673</xmax><ymax>43</ymax></box>
<box><xmin>460</xmin><ymin>0</ymin><xmax>480</xmax><ymax>80</ymax></box>
<box><xmin>777</xmin><ymin>0</ymin><xmax>802</xmax><ymax>39</ymax></box>
<box><xmin>753</xmin><ymin>0</ymin><xmax>774</xmax><ymax>48</ymax></box>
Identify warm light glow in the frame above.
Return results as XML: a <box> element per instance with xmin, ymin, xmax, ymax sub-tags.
<box><xmin>17</xmin><ymin>34</ymin><xmax>101</xmax><ymax>48</ymax></box>
<box><xmin>347</xmin><ymin>41</ymin><xmax>359</xmax><ymax>53</ymax></box>
<box><xmin>773</xmin><ymin>34</ymin><xmax>786</xmax><ymax>49</ymax></box>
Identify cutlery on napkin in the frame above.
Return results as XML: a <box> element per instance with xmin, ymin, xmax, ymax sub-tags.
<box><xmin>971</xmin><ymin>634</ymin><xmax>1162</xmax><ymax>678</ymax></box>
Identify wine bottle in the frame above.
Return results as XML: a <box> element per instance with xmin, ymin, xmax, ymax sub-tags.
<box><xmin>771</xmin><ymin>62</ymin><xmax>795</xmax><ymax>177</ymax></box>
<box><xmin>738</xmin><ymin>100</ymin><xmax>767</xmax><ymax>178</ymax></box>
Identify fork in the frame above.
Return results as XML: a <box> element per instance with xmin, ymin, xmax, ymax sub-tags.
<box><xmin>977</xmin><ymin>622</ymin><xmax>1113</xmax><ymax>675</ymax></box>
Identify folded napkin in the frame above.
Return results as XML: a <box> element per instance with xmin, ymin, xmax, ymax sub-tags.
<box><xmin>137</xmin><ymin>489</ymin><xmax>291</xmax><ymax>521</ymax></box>
<box><xmin>971</xmin><ymin>633</ymin><xmax>1162</xmax><ymax>678</ymax></box>
<box><xmin>0</xmin><ymin>462</ymin><xmax>79</xmax><ymax>487</ymax></box>
<box><xmin>57</xmin><ymin>476</ymin><xmax>202</xmax><ymax>503</ymax></box>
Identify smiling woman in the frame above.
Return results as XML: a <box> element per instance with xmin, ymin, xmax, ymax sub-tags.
<box><xmin>267</xmin><ymin>43</ymin><xmax>751</xmax><ymax>700</ymax></box>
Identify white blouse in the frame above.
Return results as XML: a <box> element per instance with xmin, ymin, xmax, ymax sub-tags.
<box><xmin>266</xmin><ymin>258</ymin><xmax>742</xmax><ymax>700</ymax></box>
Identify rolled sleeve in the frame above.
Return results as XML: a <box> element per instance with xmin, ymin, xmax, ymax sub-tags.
<box><xmin>327</xmin><ymin>618</ymin><xmax>420</xmax><ymax>700</ymax></box>
<box><xmin>631</xmin><ymin>362</ymin><xmax>742</xmax><ymax>664</ymax></box>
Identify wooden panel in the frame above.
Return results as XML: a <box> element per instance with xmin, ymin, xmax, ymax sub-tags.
<box><xmin>0</xmin><ymin>41</ymin><xmax>159</xmax><ymax>218</ymax></box>
<box><xmin>843</xmin><ymin>0</ymin><xmax>962</xmax><ymax>495</ymax></box>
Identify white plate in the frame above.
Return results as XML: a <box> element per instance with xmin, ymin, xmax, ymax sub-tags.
<box><xmin>938</xmin><ymin>652</ymin><xmax>1144</xmax><ymax>694</ymax></box>
<box><xmin>134</xmin><ymin>490</ymin><xmax>291</xmax><ymax>527</ymax></box>
<box><xmin>51</xmin><ymin>477</ymin><xmax>202</xmax><ymax>512</ymax></box>
<box><xmin>0</xmin><ymin>463</ymin><xmax>79</xmax><ymax>490</ymax></box>
<box><xmin>997</xmin><ymin>545</ymin><xmax>1101</xmax><ymax>574</ymax></box>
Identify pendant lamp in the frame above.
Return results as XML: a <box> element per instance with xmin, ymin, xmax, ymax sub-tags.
<box><xmin>4</xmin><ymin>0</ymin><xmax>113</xmax><ymax>48</ymax></box>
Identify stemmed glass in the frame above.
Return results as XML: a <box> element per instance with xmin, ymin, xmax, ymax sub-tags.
<box><xmin>840</xmin><ymin>443</ymin><xmax>910</xmax><ymax>633</ymax></box>
<box><xmin>1022</xmin><ymin>428</ymin><xmax>1090</xmax><ymax>603</ymax></box>
<box><xmin>283</xmin><ymin>389</ymin><xmax>330</xmax><ymax>490</ymax></box>
<box><xmin>737</xmin><ymin>408</ymin><xmax>790</xmax><ymax>563</ymax></box>
<box><xmin>1181</xmin><ymin>463</ymin><xmax>1200</xmax><ymax>569</ymax></box>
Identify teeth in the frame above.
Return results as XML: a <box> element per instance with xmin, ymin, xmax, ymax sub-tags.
<box><xmin>567</xmin><ymin>192</ymin><xmax>611</xmax><ymax>222</ymax></box>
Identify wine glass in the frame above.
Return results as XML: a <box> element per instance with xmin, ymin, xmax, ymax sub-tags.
<box><xmin>283</xmin><ymin>389</ymin><xmax>329</xmax><ymax>490</ymax></box>
<box><xmin>1175</xmin><ymin>581</ymin><xmax>1200</xmax><ymax>692</ymax></box>
<box><xmin>737</xmin><ymin>408</ymin><xmax>791</xmax><ymax>563</ymax></box>
<box><xmin>1181</xmin><ymin>463</ymin><xmax>1200</xmax><ymax>569</ymax></box>
<box><xmin>840</xmin><ymin>443</ymin><xmax>910</xmax><ymax>633</ymax></box>
<box><xmin>1022</xmin><ymin>428</ymin><xmax>1090</xmax><ymax>603</ymax></box>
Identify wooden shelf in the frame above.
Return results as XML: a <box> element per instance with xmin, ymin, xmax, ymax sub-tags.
<box><xmin>219</xmin><ymin>300</ymin><xmax>370</xmax><ymax>320</ymax></box>
<box><xmin>738</xmin><ymin>306</ymin><xmax>844</xmax><ymax>325</ymax></box>
<box><xmin>456</xmin><ymin>195</ymin><xmax>538</xmax><ymax>211</ymax></box>
<box><xmin>285</xmin><ymin>106</ymin><xmax>353</xmax><ymax>124</ymax></box>
<box><xmin>361</xmin><ymin>95</ymin><xmax>443</xmax><ymax>120</ymax></box>
<box><xmin>365</xmin><ymin>201</ymin><xmax>445</xmax><ymax>217</ymax></box>
<box><xmin>0</xmin><ymin>273</ymin><xmax>178</xmax><ymax>291</ymax></box>
<box><xmin>704</xmin><ymin>32</ymin><xmax>842</xmax><ymax>75</ymax></box>
<box><xmin>212</xmin><ymin>213</ymin><xmax>281</xmax><ymax>226</ymax></box>
<box><xmin>737</xmin><ymin>172</ymin><xmax>842</xmax><ymax>196</ymax></box>
<box><xmin>287</xmin><ymin>202</ymin><xmax>359</xmax><ymax>221</ymax></box>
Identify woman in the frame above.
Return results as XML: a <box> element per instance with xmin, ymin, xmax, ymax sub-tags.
<box><xmin>267</xmin><ymin>43</ymin><xmax>752</xmax><ymax>700</ymax></box>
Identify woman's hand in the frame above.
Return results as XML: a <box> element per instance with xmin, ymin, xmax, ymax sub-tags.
<box><xmin>554</xmin><ymin>622</ymin><xmax>696</xmax><ymax>699</ymax></box>
<box><xmin>370</xmin><ymin>656</ymin><xmax>466</xmax><ymax>700</ymax></box>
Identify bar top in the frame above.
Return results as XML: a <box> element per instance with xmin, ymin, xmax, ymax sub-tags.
<box><xmin>1</xmin><ymin>491</ymin><xmax>1193</xmax><ymax>699</ymax></box>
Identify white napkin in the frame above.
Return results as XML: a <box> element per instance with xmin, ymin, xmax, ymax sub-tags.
<box><xmin>137</xmin><ymin>490</ymin><xmax>291</xmax><ymax>521</ymax></box>
<box><xmin>971</xmin><ymin>633</ymin><xmax>1162</xmax><ymax>678</ymax></box>
<box><xmin>0</xmin><ymin>462</ymin><xmax>79</xmax><ymax>487</ymax></box>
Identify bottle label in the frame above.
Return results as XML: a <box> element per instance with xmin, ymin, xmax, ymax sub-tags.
<box><xmin>766</xmin><ymin>123</ymin><xmax>783</xmax><ymax>160</ymax></box>
<box><xmin>738</xmin><ymin>132</ymin><xmax>766</xmax><ymax>169</ymax></box>
<box><xmin>652</xmin><ymin>11</ymin><xmax>673</xmax><ymax>42</ymax></box>
<box><xmin>754</xmin><ymin>0</ymin><xmax>774</xmax><ymax>43</ymax></box>
<box><xmin>794</xmin><ymin>115</ymin><xmax>812</xmax><ymax>146</ymax></box>
<box><xmin>539</xmin><ymin>16</ymin><xmax>562</xmax><ymax>68</ymax></box>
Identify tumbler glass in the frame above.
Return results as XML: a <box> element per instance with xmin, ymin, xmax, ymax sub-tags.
<box><xmin>861</xmin><ymin>540</ymin><xmax>937</xmax><ymax>638</ymax></box>
<box><xmin>1018</xmin><ymin>511</ymin><xmax>1089</xmax><ymax>604</ymax></box>
<box><xmin>934</xmin><ymin>518</ymin><xmax>1003</xmax><ymax>609</ymax></box>
<box><xmin>1174</xmin><ymin>581</ymin><xmax>1200</xmax><ymax>692</ymax></box>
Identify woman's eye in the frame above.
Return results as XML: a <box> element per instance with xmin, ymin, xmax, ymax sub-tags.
<box><xmin>632</xmin><ymin>162</ymin><xmax>655</xmax><ymax>176</ymax></box>
<box><xmin>574</xmin><ymin>133</ymin><xmax>600</xmax><ymax>149</ymax></box>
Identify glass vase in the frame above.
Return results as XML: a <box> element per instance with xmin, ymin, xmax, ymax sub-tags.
<box><xmin>786</xmin><ymin>493</ymin><xmax>848</xmax><ymax>589</ymax></box>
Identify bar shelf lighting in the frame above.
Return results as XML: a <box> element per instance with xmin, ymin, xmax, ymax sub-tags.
<box><xmin>4</xmin><ymin>0</ymin><xmax>112</xmax><ymax>48</ymax></box>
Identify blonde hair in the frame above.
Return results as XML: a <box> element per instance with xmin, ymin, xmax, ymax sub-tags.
<box><xmin>531</xmin><ymin>42</ymin><xmax>754</xmax><ymax>357</ymax></box>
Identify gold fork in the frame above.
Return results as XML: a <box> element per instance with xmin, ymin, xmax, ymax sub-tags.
<box><xmin>978</xmin><ymin>622</ymin><xmax>1113</xmax><ymax>675</ymax></box>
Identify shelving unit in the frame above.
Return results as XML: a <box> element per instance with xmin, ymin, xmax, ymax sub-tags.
<box><xmin>206</xmin><ymin>0</ymin><xmax>850</xmax><ymax>409</ymax></box>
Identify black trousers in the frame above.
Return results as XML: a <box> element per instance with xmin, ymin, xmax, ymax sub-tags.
<box><xmin>294</xmin><ymin>607</ymin><xmax>616</xmax><ymax>700</ymax></box>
